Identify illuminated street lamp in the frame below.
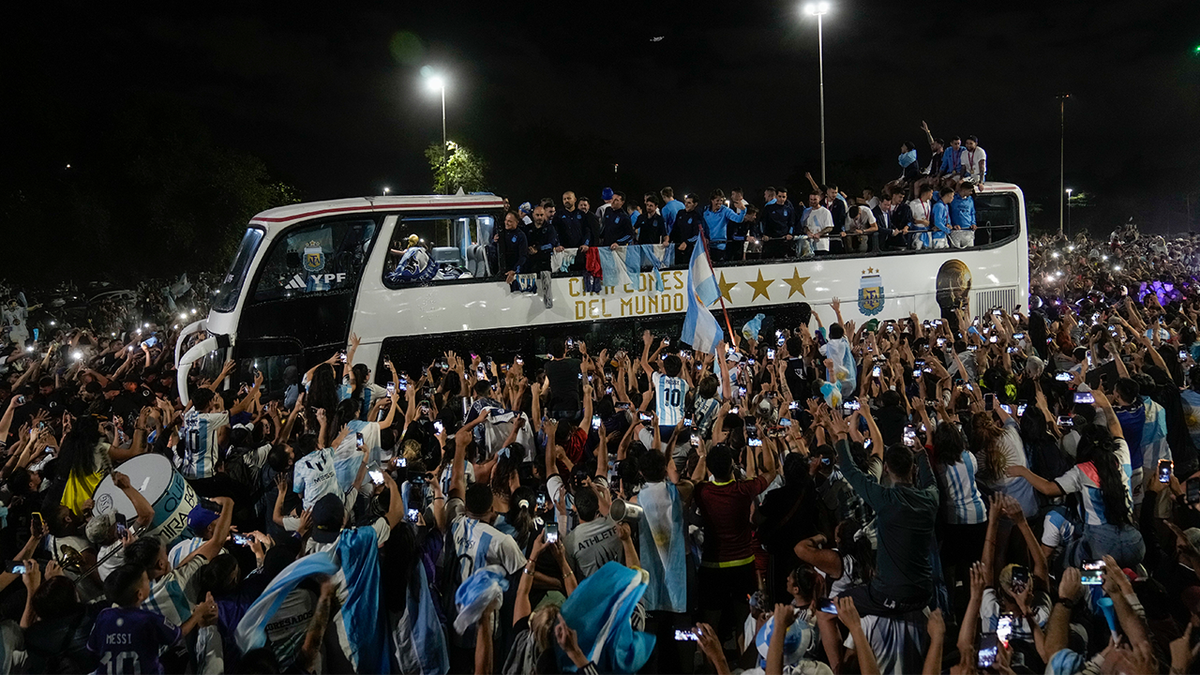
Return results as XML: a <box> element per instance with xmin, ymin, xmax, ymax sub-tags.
<box><xmin>383</xmin><ymin>187</ymin><xmax>391</xmax><ymax>196</ymax></box>
<box><xmin>802</xmin><ymin>2</ymin><xmax>831</xmax><ymax>183</ymax></box>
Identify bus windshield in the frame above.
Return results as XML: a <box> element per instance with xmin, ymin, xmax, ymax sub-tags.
<box><xmin>212</xmin><ymin>227</ymin><xmax>265</xmax><ymax>312</ymax></box>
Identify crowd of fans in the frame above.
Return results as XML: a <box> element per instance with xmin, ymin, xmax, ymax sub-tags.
<box><xmin>8</xmin><ymin>180</ymin><xmax>1200</xmax><ymax>673</ymax></box>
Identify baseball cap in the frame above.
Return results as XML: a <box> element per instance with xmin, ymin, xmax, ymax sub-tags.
<box><xmin>311</xmin><ymin>493</ymin><xmax>345</xmax><ymax>544</ymax></box>
<box><xmin>86</xmin><ymin>512</ymin><xmax>118</xmax><ymax>545</ymax></box>
<box><xmin>187</xmin><ymin>505</ymin><xmax>219</xmax><ymax>534</ymax></box>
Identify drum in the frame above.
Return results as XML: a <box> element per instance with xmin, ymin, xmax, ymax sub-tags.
<box><xmin>92</xmin><ymin>454</ymin><xmax>198</xmax><ymax>541</ymax></box>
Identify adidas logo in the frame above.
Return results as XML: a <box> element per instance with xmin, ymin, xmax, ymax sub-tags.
<box><xmin>285</xmin><ymin>274</ymin><xmax>307</xmax><ymax>290</ymax></box>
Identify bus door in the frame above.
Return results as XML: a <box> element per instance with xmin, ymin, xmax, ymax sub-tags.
<box><xmin>237</xmin><ymin>216</ymin><xmax>381</xmax><ymax>382</ymax></box>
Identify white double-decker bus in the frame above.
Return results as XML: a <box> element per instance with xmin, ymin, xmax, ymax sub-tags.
<box><xmin>176</xmin><ymin>185</ymin><xmax>1028</xmax><ymax>400</ymax></box>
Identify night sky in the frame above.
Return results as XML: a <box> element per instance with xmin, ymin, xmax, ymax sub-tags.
<box><xmin>5</xmin><ymin>0</ymin><xmax>1199</xmax><ymax>235</ymax></box>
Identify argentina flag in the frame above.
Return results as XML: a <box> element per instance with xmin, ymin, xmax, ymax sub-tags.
<box><xmin>680</xmin><ymin>242</ymin><xmax>723</xmax><ymax>354</ymax></box>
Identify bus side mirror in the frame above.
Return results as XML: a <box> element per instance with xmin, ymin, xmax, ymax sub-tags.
<box><xmin>286</xmin><ymin>251</ymin><xmax>301</xmax><ymax>269</ymax></box>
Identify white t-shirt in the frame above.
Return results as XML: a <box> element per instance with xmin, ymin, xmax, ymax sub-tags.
<box><xmin>447</xmin><ymin>499</ymin><xmax>527</xmax><ymax>583</ymax></box>
<box><xmin>305</xmin><ymin>517</ymin><xmax>391</xmax><ymax>554</ymax></box>
<box><xmin>294</xmin><ymin>447</ymin><xmax>339</xmax><ymax>511</ymax></box>
<box><xmin>804</xmin><ymin>207</ymin><xmax>833</xmax><ymax>251</ymax></box>
<box><xmin>844</xmin><ymin>207</ymin><xmax>876</xmax><ymax>234</ymax></box>
<box><xmin>907</xmin><ymin>199</ymin><xmax>932</xmax><ymax>227</ymax></box>
<box><xmin>962</xmin><ymin>146</ymin><xmax>987</xmax><ymax>178</ymax></box>
<box><xmin>653</xmin><ymin>372</ymin><xmax>689</xmax><ymax>427</ymax></box>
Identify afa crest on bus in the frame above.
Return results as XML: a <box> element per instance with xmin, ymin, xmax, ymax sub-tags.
<box><xmin>858</xmin><ymin>267</ymin><xmax>884</xmax><ymax>316</ymax></box>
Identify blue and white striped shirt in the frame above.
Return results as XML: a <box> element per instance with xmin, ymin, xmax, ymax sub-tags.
<box><xmin>180</xmin><ymin>410</ymin><xmax>228</xmax><ymax>480</ymax></box>
<box><xmin>936</xmin><ymin>450</ymin><xmax>987</xmax><ymax>525</ymax></box>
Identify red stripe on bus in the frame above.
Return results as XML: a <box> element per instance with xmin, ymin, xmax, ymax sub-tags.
<box><xmin>251</xmin><ymin>200</ymin><xmax>505</xmax><ymax>223</ymax></box>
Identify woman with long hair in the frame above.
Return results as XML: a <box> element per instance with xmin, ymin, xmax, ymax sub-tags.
<box><xmin>929</xmin><ymin>421</ymin><xmax>987</xmax><ymax>613</ymax></box>
<box><xmin>305</xmin><ymin>363</ymin><xmax>339</xmax><ymax>432</ymax></box>
<box><xmin>1007</xmin><ymin>390</ymin><xmax>1144</xmax><ymax>568</ymax></box>
<box><xmin>969</xmin><ymin>407</ymin><xmax>1037</xmax><ymax>517</ymax></box>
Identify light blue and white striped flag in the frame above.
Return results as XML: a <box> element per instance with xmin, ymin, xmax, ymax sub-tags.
<box><xmin>680</xmin><ymin>241</ymin><xmax>723</xmax><ymax>354</ymax></box>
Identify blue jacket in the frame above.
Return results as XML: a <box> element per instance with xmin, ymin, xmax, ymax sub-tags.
<box><xmin>760</xmin><ymin>203</ymin><xmax>796</xmax><ymax>238</ymax></box>
<box><xmin>702</xmin><ymin>205</ymin><xmax>744</xmax><ymax>250</ymax></box>
<box><xmin>600</xmin><ymin>207</ymin><xmax>635</xmax><ymax>246</ymax></box>
<box><xmin>661</xmin><ymin>199</ymin><xmax>684</xmax><ymax>234</ymax></box>
<box><xmin>931</xmin><ymin>201</ymin><xmax>952</xmax><ymax>239</ymax></box>
<box><xmin>941</xmin><ymin>146</ymin><xmax>965</xmax><ymax>175</ymax></box>
<box><xmin>498</xmin><ymin>227</ymin><xmax>528</xmax><ymax>273</ymax></box>
<box><xmin>552</xmin><ymin>209</ymin><xmax>591</xmax><ymax>248</ymax></box>
<box><xmin>670</xmin><ymin>209</ymin><xmax>703</xmax><ymax>244</ymax></box>
<box><xmin>950</xmin><ymin>194</ymin><xmax>976</xmax><ymax>228</ymax></box>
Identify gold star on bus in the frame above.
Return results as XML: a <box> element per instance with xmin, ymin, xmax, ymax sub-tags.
<box><xmin>784</xmin><ymin>268</ymin><xmax>810</xmax><ymax>298</ymax></box>
<box><xmin>717</xmin><ymin>272</ymin><xmax>737</xmax><ymax>304</ymax></box>
<box><xmin>747</xmin><ymin>270</ymin><xmax>774</xmax><ymax>301</ymax></box>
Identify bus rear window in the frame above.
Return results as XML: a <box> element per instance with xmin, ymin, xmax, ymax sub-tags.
<box><xmin>212</xmin><ymin>228</ymin><xmax>264</xmax><ymax>312</ymax></box>
<box><xmin>975</xmin><ymin>194</ymin><xmax>1020</xmax><ymax>240</ymax></box>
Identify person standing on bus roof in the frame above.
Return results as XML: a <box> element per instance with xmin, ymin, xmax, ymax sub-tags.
<box><xmin>600</xmin><ymin>192</ymin><xmax>635</xmax><ymax>249</ymax></box>
<box><xmin>931</xmin><ymin>187</ymin><xmax>954</xmax><ymax>249</ymax></box>
<box><xmin>495</xmin><ymin>210</ymin><xmax>529</xmax><ymax>286</ymax></box>
<box><xmin>639</xmin><ymin>194</ymin><xmax>668</xmax><ymax>245</ymax></box>
<box><xmin>908</xmin><ymin>185</ymin><xmax>934</xmax><ymax>250</ymax></box>
<box><xmin>577</xmin><ymin>196</ymin><xmax>602</xmax><ymax>248</ymax></box>
<box><xmin>553</xmin><ymin>191</ymin><xmax>591</xmax><ymax>252</ymax></box>
<box><xmin>729</xmin><ymin>204</ymin><xmax>758</xmax><ymax>261</ymax></box>
<box><xmin>880</xmin><ymin>191</ymin><xmax>911</xmax><ymax>252</ymax></box>
<box><xmin>702</xmin><ymin>189</ymin><xmax>745</xmax><ymax>262</ymax></box>
<box><xmin>950</xmin><ymin>183</ymin><xmax>978</xmax><ymax>249</ymax></box>
<box><xmin>760</xmin><ymin>187</ymin><xmax>797</xmax><ymax>259</ymax></box>
<box><xmin>802</xmin><ymin>190</ymin><xmax>833</xmax><ymax>256</ymax></box>
<box><xmin>596</xmin><ymin>187</ymin><xmax>615</xmax><ymax>222</ymax></box>
<box><xmin>660</xmin><ymin>187</ymin><xmax>683</xmax><ymax>236</ymax></box>
<box><xmin>807</xmin><ymin>174</ymin><xmax>848</xmax><ymax>255</ymax></box>
<box><xmin>670</xmin><ymin>194</ymin><xmax>703</xmax><ymax>261</ymax></box>
<box><xmin>527</xmin><ymin>205</ymin><xmax>557</xmax><ymax>272</ymax></box>
<box><xmin>962</xmin><ymin>135</ymin><xmax>987</xmax><ymax>185</ymax></box>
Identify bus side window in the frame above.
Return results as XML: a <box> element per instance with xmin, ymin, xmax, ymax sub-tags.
<box><xmin>383</xmin><ymin>214</ymin><xmax>493</xmax><ymax>287</ymax></box>
<box><xmin>251</xmin><ymin>218</ymin><xmax>377</xmax><ymax>303</ymax></box>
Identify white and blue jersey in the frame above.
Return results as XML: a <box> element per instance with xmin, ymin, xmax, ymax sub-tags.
<box><xmin>1053</xmin><ymin>438</ymin><xmax>1132</xmax><ymax>526</ymax></box>
<box><xmin>180</xmin><ymin>410</ymin><xmax>228</xmax><ymax>480</ymax></box>
<box><xmin>935</xmin><ymin>450</ymin><xmax>986</xmax><ymax>525</ymax></box>
<box><xmin>652</xmin><ymin>372</ymin><xmax>689</xmax><ymax>428</ymax></box>
<box><xmin>293</xmin><ymin>447</ymin><xmax>339</xmax><ymax>511</ymax></box>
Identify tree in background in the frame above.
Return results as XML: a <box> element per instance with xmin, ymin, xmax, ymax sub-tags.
<box><xmin>0</xmin><ymin>95</ymin><xmax>299</xmax><ymax>284</ymax></box>
<box><xmin>425</xmin><ymin>141</ymin><xmax>487</xmax><ymax>195</ymax></box>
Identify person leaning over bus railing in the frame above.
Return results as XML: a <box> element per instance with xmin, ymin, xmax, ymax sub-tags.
<box><xmin>930</xmin><ymin>187</ymin><xmax>954</xmax><ymax>250</ymax></box>
<box><xmin>949</xmin><ymin>182</ymin><xmax>978</xmax><ymax>249</ymax></box>
<box><xmin>842</xmin><ymin>205</ymin><xmax>878</xmax><ymax>254</ymax></box>
<box><xmin>493</xmin><ymin>210</ymin><xmax>529</xmax><ymax>286</ymax></box>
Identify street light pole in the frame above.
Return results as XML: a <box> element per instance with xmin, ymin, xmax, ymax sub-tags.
<box><xmin>426</xmin><ymin>74</ymin><xmax>449</xmax><ymax>194</ymax></box>
<box><xmin>1056</xmin><ymin>93</ymin><xmax>1070</xmax><ymax>237</ymax></box>
<box><xmin>1065</xmin><ymin>188</ymin><xmax>1073</xmax><ymax>237</ymax></box>
<box><xmin>804</xmin><ymin>3</ymin><xmax>831</xmax><ymax>185</ymax></box>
